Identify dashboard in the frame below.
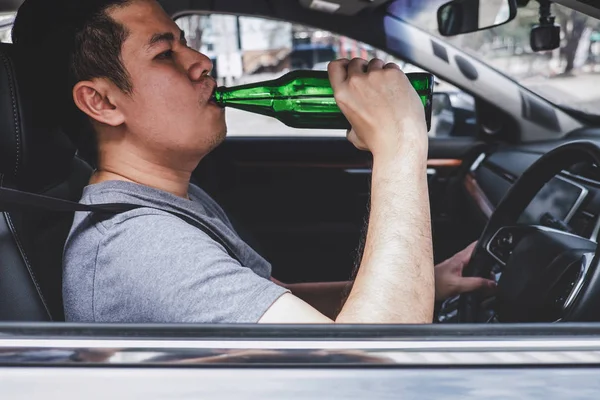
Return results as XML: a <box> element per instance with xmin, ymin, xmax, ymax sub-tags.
<box><xmin>465</xmin><ymin>149</ymin><xmax>600</xmax><ymax>242</ymax></box>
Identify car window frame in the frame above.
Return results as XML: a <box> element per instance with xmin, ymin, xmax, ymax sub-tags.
<box><xmin>3</xmin><ymin>322</ymin><xmax>600</xmax><ymax>367</ymax></box>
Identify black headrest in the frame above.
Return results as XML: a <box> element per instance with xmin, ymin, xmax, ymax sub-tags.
<box><xmin>0</xmin><ymin>43</ymin><xmax>75</xmax><ymax>191</ymax></box>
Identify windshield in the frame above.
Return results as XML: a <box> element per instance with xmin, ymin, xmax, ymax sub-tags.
<box><xmin>388</xmin><ymin>0</ymin><xmax>600</xmax><ymax>117</ymax></box>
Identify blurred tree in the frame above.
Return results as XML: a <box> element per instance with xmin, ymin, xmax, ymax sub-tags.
<box><xmin>555</xmin><ymin>7</ymin><xmax>592</xmax><ymax>74</ymax></box>
<box><xmin>265</xmin><ymin>20</ymin><xmax>291</xmax><ymax>49</ymax></box>
<box><xmin>189</xmin><ymin>15</ymin><xmax>209</xmax><ymax>51</ymax></box>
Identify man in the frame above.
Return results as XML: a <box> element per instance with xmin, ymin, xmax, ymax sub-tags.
<box><xmin>12</xmin><ymin>0</ymin><xmax>495</xmax><ymax>323</ymax></box>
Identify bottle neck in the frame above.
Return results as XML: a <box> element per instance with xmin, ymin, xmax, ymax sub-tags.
<box><xmin>211</xmin><ymin>87</ymin><xmax>225</xmax><ymax>106</ymax></box>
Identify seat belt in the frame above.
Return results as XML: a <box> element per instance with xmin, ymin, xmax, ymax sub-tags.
<box><xmin>0</xmin><ymin>186</ymin><xmax>241</xmax><ymax>262</ymax></box>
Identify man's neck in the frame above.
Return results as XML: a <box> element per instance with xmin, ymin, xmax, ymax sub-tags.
<box><xmin>90</xmin><ymin>151</ymin><xmax>198</xmax><ymax>199</ymax></box>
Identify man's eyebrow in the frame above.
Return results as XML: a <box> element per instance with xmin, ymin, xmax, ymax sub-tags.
<box><xmin>146</xmin><ymin>30</ymin><xmax>186</xmax><ymax>50</ymax></box>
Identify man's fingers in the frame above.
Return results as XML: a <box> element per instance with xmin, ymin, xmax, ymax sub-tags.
<box><xmin>462</xmin><ymin>241</ymin><xmax>477</xmax><ymax>256</ymax></box>
<box><xmin>458</xmin><ymin>241</ymin><xmax>478</xmax><ymax>266</ymax></box>
<box><xmin>346</xmin><ymin>129</ymin><xmax>353</xmax><ymax>142</ymax></box>
<box><xmin>328</xmin><ymin>58</ymin><xmax>350</xmax><ymax>89</ymax></box>
<box><xmin>347</xmin><ymin>129</ymin><xmax>368</xmax><ymax>151</ymax></box>
<box><xmin>458</xmin><ymin>277</ymin><xmax>497</xmax><ymax>295</ymax></box>
<box><xmin>383</xmin><ymin>62</ymin><xmax>401</xmax><ymax>70</ymax></box>
<box><xmin>367</xmin><ymin>58</ymin><xmax>385</xmax><ymax>72</ymax></box>
<box><xmin>347</xmin><ymin>57</ymin><xmax>369</xmax><ymax>76</ymax></box>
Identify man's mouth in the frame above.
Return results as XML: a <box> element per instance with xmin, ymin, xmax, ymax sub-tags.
<box><xmin>207</xmin><ymin>78</ymin><xmax>218</xmax><ymax>104</ymax></box>
<box><xmin>200</xmin><ymin>78</ymin><xmax>218</xmax><ymax>105</ymax></box>
<box><xmin>208</xmin><ymin>85</ymin><xmax>217</xmax><ymax>105</ymax></box>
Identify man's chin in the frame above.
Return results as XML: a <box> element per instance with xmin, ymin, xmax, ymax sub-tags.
<box><xmin>206</xmin><ymin>126</ymin><xmax>227</xmax><ymax>152</ymax></box>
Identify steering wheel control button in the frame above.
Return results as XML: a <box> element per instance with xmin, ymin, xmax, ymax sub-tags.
<box><xmin>501</xmin><ymin>232</ymin><xmax>513</xmax><ymax>246</ymax></box>
<box><xmin>487</xmin><ymin>228</ymin><xmax>523</xmax><ymax>265</ymax></box>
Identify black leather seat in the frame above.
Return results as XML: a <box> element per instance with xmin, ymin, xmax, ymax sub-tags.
<box><xmin>0</xmin><ymin>43</ymin><xmax>92</xmax><ymax>321</ymax></box>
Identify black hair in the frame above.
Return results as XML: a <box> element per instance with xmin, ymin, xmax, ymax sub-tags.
<box><xmin>12</xmin><ymin>0</ymin><xmax>135</xmax><ymax>165</ymax></box>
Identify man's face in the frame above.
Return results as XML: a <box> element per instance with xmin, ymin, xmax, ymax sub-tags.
<box><xmin>107</xmin><ymin>0</ymin><xmax>226</xmax><ymax>161</ymax></box>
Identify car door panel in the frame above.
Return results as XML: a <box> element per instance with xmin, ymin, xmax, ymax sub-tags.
<box><xmin>427</xmin><ymin>137</ymin><xmax>488</xmax><ymax>262</ymax></box>
<box><xmin>194</xmin><ymin>136</ymin><xmax>486</xmax><ymax>283</ymax></box>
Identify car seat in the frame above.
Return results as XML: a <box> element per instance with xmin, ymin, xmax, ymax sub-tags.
<box><xmin>0</xmin><ymin>43</ymin><xmax>92</xmax><ymax>321</ymax></box>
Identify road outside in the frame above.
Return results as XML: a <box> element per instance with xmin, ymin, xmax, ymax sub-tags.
<box><xmin>523</xmin><ymin>73</ymin><xmax>600</xmax><ymax>114</ymax></box>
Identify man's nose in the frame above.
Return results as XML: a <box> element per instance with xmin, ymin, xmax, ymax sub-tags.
<box><xmin>188</xmin><ymin>51</ymin><xmax>213</xmax><ymax>82</ymax></box>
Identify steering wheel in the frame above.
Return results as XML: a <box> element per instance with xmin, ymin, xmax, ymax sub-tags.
<box><xmin>458</xmin><ymin>141</ymin><xmax>600</xmax><ymax>323</ymax></box>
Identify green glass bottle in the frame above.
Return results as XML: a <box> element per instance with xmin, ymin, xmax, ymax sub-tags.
<box><xmin>212</xmin><ymin>70</ymin><xmax>434</xmax><ymax>131</ymax></box>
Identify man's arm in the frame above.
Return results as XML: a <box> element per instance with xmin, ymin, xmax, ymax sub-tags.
<box><xmin>259</xmin><ymin>58</ymin><xmax>434</xmax><ymax>324</ymax></box>
<box><xmin>271</xmin><ymin>242</ymin><xmax>497</xmax><ymax>320</ymax></box>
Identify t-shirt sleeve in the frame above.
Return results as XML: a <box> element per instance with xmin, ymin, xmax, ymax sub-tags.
<box><xmin>92</xmin><ymin>212</ymin><xmax>289</xmax><ymax>323</ymax></box>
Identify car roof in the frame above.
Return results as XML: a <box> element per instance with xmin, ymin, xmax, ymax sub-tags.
<box><xmin>1</xmin><ymin>0</ymin><xmax>599</xmax><ymax>25</ymax></box>
<box><xmin>1</xmin><ymin>0</ymin><xmax>599</xmax><ymax>16</ymax></box>
<box><xmin>0</xmin><ymin>0</ymin><xmax>388</xmax><ymax>14</ymax></box>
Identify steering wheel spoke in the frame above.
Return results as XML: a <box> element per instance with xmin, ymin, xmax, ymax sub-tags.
<box><xmin>556</xmin><ymin>252</ymin><xmax>594</xmax><ymax>313</ymax></box>
<box><xmin>494</xmin><ymin>226</ymin><xmax>595</xmax><ymax>322</ymax></box>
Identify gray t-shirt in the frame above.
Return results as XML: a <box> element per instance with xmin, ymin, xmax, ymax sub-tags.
<box><xmin>62</xmin><ymin>180</ymin><xmax>288</xmax><ymax>323</ymax></box>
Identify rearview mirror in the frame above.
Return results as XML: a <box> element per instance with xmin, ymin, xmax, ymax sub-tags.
<box><xmin>437</xmin><ymin>0</ymin><xmax>517</xmax><ymax>37</ymax></box>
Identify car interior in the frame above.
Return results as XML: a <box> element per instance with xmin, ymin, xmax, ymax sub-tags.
<box><xmin>2</xmin><ymin>0</ymin><xmax>600</xmax><ymax>325</ymax></box>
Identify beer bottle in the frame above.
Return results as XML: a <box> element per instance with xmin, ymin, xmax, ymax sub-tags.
<box><xmin>211</xmin><ymin>70</ymin><xmax>434</xmax><ymax>131</ymax></box>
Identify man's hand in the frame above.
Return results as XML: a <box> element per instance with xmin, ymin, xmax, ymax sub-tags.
<box><xmin>435</xmin><ymin>242</ymin><xmax>497</xmax><ymax>301</ymax></box>
<box><xmin>328</xmin><ymin>58</ymin><xmax>428</xmax><ymax>160</ymax></box>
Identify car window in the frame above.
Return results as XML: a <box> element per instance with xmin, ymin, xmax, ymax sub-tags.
<box><xmin>0</xmin><ymin>13</ymin><xmax>14</xmax><ymax>43</ymax></box>
<box><xmin>0</xmin><ymin>12</ymin><xmax>474</xmax><ymax>138</ymax></box>
<box><xmin>176</xmin><ymin>14</ymin><xmax>475</xmax><ymax>138</ymax></box>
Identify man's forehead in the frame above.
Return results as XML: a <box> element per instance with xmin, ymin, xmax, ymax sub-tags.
<box><xmin>108</xmin><ymin>0</ymin><xmax>178</xmax><ymax>43</ymax></box>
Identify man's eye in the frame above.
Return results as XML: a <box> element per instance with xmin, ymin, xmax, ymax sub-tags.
<box><xmin>156</xmin><ymin>49</ymin><xmax>174</xmax><ymax>60</ymax></box>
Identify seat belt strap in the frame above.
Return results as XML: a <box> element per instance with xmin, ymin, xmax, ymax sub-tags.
<box><xmin>0</xmin><ymin>186</ymin><xmax>241</xmax><ymax>262</ymax></box>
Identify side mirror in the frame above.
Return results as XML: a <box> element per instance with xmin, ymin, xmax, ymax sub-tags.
<box><xmin>437</xmin><ymin>0</ymin><xmax>517</xmax><ymax>37</ymax></box>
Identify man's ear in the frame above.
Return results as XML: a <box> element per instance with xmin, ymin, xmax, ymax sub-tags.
<box><xmin>72</xmin><ymin>79</ymin><xmax>125</xmax><ymax>127</ymax></box>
